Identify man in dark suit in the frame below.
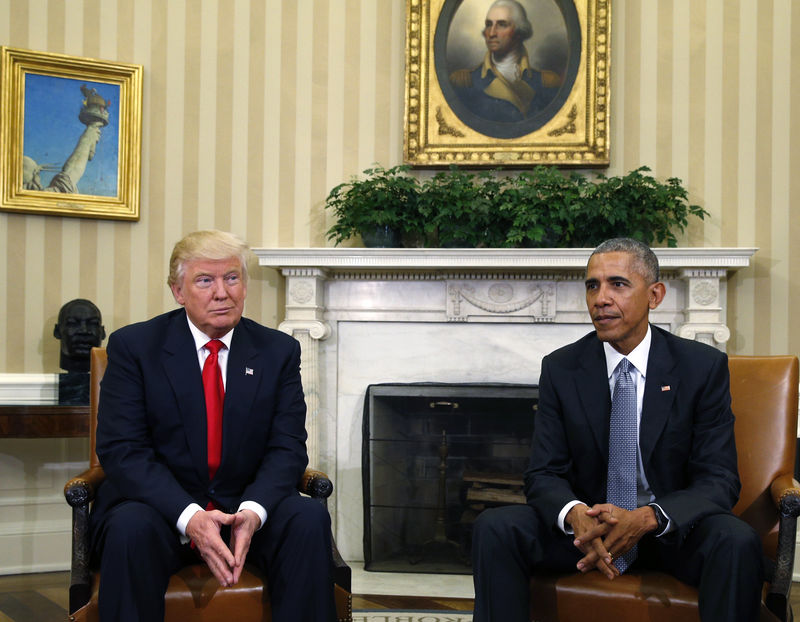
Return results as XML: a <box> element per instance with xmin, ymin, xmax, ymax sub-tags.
<box><xmin>91</xmin><ymin>230</ymin><xmax>336</xmax><ymax>622</ymax></box>
<box><xmin>472</xmin><ymin>238</ymin><xmax>763</xmax><ymax>622</ymax></box>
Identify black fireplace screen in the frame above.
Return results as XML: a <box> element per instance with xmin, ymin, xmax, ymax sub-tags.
<box><xmin>362</xmin><ymin>383</ymin><xmax>538</xmax><ymax>574</ymax></box>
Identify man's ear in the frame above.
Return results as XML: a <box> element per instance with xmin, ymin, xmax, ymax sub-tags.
<box><xmin>649</xmin><ymin>282</ymin><xmax>666</xmax><ymax>310</ymax></box>
<box><xmin>53</xmin><ymin>323</ymin><xmax>62</xmax><ymax>339</ymax></box>
<box><xmin>170</xmin><ymin>283</ymin><xmax>185</xmax><ymax>305</ymax></box>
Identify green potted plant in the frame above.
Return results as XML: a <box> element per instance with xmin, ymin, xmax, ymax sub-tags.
<box><xmin>501</xmin><ymin>167</ymin><xmax>588</xmax><ymax>247</ymax></box>
<box><xmin>569</xmin><ymin>166</ymin><xmax>708</xmax><ymax>247</ymax></box>
<box><xmin>502</xmin><ymin>166</ymin><xmax>707</xmax><ymax>248</ymax></box>
<box><xmin>324</xmin><ymin>164</ymin><xmax>420</xmax><ymax>247</ymax></box>
<box><xmin>416</xmin><ymin>167</ymin><xmax>506</xmax><ymax>247</ymax></box>
<box><xmin>325</xmin><ymin>164</ymin><xmax>708</xmax><ymax>249</ymax></box>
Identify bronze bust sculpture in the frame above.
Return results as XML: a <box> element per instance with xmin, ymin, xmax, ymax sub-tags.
<box><xmin>53</xmin><ymin>298</ymin><xmax>106</xmax><ymax>373</ymax></box>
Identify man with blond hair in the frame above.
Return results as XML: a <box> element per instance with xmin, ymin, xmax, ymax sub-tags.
<box><xmin>91</xmin><ymin>230</ymin><xmax>336</xmax><ymax>621</ymax></box>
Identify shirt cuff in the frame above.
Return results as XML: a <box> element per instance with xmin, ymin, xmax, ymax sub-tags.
<box><xmin>238</xmin><ymin>501</ymin><xmax>267</xmax><ymax>530</ymax></box>
<box><xmin>558</xmin><ymin>500</ymin><xmax>584</xmax><ymax>534</ymax></box>
<box><xmin>176</xmin><ymin>503</ymin><xmax>204</xmax><ymax>541</ymax></box>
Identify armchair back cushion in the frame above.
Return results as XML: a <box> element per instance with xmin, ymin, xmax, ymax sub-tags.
<box><xmin>729</xmin><ymin>356</ymin><xmax>799</xmax><ymax>558</ymax></box>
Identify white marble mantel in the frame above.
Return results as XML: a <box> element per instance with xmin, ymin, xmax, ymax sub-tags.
<box><xmin>254</xmin><ymin>246</ymin><xmax>756</xmax><ymax>270</ymax></box>
<box><xmin>253</xmin><ymin>247</ymin><xmax>756</xmax><ymax>562</ymax></box>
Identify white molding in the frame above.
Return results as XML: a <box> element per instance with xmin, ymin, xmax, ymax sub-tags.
<box><xmin>254</xmin><ymin>247</ymin><xmax>758</xmax><ymax>271</ymax></box>
<box><xmin>0</xmin><ymin>530</ymin><xmax>70</xmax><ymax>575</ymax></box>
<box><xmin>0</xmin><ymin>373</ymin><xmax>59</xmax><ymax>405</ymax></box>
<box><xmin>0</xmin><ymin>520</ymin><xmax>70</xmax><ymax>536</ymax></box>
<box><xmin>0</xmin><ymin>561</ymin><xmax>70</xmax><ymax>575</ymax></box>
<box><xmin>0</xmin><ymin>493</ymin><xmax>74</xmax><ymax>507</ymax></box>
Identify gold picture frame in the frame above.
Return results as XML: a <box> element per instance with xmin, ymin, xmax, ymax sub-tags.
<box><xmin>404</xmin><ymin>0</ymin><xmax>610</xmax><ymax>167</ymax></box>
<box><xmin>1</xmin><ymin>46</ymin><xmax>142</xmax><ymax>220</ymax></box>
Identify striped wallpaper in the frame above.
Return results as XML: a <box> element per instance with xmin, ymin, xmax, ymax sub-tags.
<box><xmin>0</xmin><ymin>0</ymin><xmax>798</xmax><ymax>373</ymax></box>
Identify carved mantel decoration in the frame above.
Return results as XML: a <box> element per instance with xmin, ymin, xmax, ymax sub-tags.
<box><xmin>447</xmin><ymin>278</ymin><xmax>556</xmax><ymax>322</ymax></box>
<box><xmin>253</xmin><ymin>247</ymin><xmax>756</xmax><ymax>563</ymax></box>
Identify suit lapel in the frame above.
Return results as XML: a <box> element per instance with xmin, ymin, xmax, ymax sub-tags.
<box><xmin>640</xmin><ymin>327</ymin><xmax>679</xmax><ymax>467</ymax></box>
<box><xmin>217</xmin><ymin>321</ymin><xmax>262</xmax><ymax>481</ymax></box>
<box><xmin>575</xmin><ymin>337</ymin><xmax>612</xmax><ymax>458</ymax></box>
<box><xmin>162</xmin><ymin>311</ymin><xmax>209</xmax><ymax>482</ymax></box>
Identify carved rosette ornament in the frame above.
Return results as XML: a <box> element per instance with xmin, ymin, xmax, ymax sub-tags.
<box><xmin>691</xmin><ymin>280</ymin><xmax>717</xmax><ymax>306</ymax></box>
<box><xmin>289</xmin><ymin>280</ymin><xmax>314</xmax><ymax>305</ymax></box>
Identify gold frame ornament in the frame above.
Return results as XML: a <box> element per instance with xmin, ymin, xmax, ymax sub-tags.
<box><xmin>1</xmin><ymin>47</ymin><xmax>143</xmax><ymax>220</ymax></box>
<box><xmin>404</xmin><ymin>0</ymin><xmax>610</xmax><ymax>167</ymax></box>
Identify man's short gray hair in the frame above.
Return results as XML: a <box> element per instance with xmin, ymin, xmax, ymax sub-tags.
<box><xmin>588</xmin><ymin>237</ymin><xmax>660</xmax><ymax>284</ymax></box>
<box><xmin>487</xmin><ymin>0</ymin><xmax>534</xmax><ymax>41</ymax></box>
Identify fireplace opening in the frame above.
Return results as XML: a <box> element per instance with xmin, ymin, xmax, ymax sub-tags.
<box><xmin>362</xmin><ymin>382</ymin><xmax>538</xmax><ymax>574</ymax></box>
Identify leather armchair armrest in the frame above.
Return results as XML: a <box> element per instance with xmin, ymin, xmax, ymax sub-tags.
<box><xmin>766</xmin><ymin>473</ymin><xmax>800</xmax><ymax>621</ymax></box>
<box><xmin>64</xmin><ymin>465</ymin><xmax>106</xmax><ymax>508</ymax></box>
<box><xmin>297</xmin><ymin>468</ymin><xmax>350</xmax><ymax>592</ymax></box>
<box><xmin>770</xmin><ymin>473</ymin><xmax>800</xmax><ymax>513</ymax></box>
<box><xmin>300</xmin><ymin>468</ymin><xmax>334</xmax><ymax>500</ymax></box>
<box><xmin>64</xmin><ymin>465</ymin><xmax>105</xmax><ymax>614</ymax></box>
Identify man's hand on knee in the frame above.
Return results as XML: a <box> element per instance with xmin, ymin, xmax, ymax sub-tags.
<box><xmin>229</xmin><ymin>509</ymin><xmax>261</xmax><ymax>584</ymax></box>
<box><xmin>186</xmin><ymin>509</ymin><xmax>237</xmax><ymax>586</ymax></box>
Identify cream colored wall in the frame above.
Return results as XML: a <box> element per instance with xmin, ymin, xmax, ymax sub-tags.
<box><xmin>0</xmin><ymin>0</ymin><xmax>798</xmax><ymax>373</ymax></box>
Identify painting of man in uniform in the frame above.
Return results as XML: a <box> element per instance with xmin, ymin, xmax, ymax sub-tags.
<box><xmin>435</xmin><ymin>0</ymin><xmax>579</xmax><ymax>139</ymax></box>
<box><xmin>22</xmin><ymin>74</ymin><xmax>120</xmax><ymax>197</ymax></box>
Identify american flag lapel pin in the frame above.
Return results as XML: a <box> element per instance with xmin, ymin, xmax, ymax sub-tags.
<box><xmin>245</xmin><ymin>367</ymin><xmax>254</xmax><ymax>376</ymax></box>
<box><xmin>661</xmin><ymin>385</ymin><xmax>671</xmax><ymax>392</ymax></box>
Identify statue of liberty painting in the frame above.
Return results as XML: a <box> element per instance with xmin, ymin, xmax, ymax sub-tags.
<box><xmin>22</xmin><ymin>76</ymin><xmax>119</xmax><ymax>196</ymax></box>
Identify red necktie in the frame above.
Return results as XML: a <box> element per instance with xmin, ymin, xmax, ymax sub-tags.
<box><xmin>202</xmin><ymin>340</ymin><xmax>225</xmax><ymax>481</ymax></box>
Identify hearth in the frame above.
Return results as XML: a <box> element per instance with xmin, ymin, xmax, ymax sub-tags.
<box><xmin>362</xmin><ymin>383</ymin><xmax>538</xmax><ymax>574</ymax></box>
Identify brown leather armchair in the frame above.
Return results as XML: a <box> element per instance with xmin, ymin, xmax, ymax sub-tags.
<box><xmin>529</xmin><ymin>355</ymin><xmax>800</xmax><ymax>622</ymax></box>
<box><xmin>64</xmin><ymin>347</ymin><xmax>352</xmax><ymax>622</ymax></box>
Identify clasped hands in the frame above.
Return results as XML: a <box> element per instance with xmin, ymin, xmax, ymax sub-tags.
<box><xmin>185</xmin><ymin>508</ymin><xmax>261</xmax><ymax>587</ymax></box>
<box><xmin>566</xmin><ymin>503</ymin><xmax>658</xmax><ymax>580</ymax></box>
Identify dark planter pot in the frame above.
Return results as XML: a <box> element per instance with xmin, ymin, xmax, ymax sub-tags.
<box><xmin>361</xmin><ymin>225</ymin><xmax>401</xmax><ymax>248</ymax></box>
<box><xmin>400</xmin><ymin>229</ymin><xmax>427</xmax><ymax>248</ymax></box>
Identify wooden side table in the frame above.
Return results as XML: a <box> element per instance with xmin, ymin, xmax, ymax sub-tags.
<box><xmin>0</xmin><ymin>405</ymin><xmax>89</xmax><ymax>437</ymax></box>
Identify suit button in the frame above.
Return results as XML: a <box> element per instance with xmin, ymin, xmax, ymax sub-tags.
<box><xmin>209</xmin><ymin>489</ymin><xmax>215</xmax><ymax>494</ymax></box>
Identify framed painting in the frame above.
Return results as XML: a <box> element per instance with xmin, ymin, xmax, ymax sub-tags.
<box><xmin>404</xmin><ymin>0</ymin><xmax>610</xmax><ymax>167</ymax></box>
<box><xmin>0</xmin><ymin>47</ymin><xmax>142</xmax><ymax>220</ymax></box>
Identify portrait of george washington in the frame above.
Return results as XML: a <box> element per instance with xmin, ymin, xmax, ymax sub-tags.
<box><xmin>435</xmin><ymin>0</ymin><xmax>581</xmax><ymax>139</ymax></box>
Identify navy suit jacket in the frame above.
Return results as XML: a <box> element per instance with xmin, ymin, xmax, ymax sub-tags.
<box><xmin>91</xmin><ymin>308</ymin><xmax>308</xmax><ymax>532</ymax></box>
<box><xmin>523</xmin><ymin>325</ymin><xmax>741</xmax><ymax>541</ymax></box>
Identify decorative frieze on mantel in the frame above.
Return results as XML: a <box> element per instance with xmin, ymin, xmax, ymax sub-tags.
<box><xmin>447</xmin><ymin>280</ymin><xmax>556</xmax><ymax>322</ymax></box>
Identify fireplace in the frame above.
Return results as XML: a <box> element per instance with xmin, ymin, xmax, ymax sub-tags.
<box><xmin>362</xmin><ymin>383</ymin><xmax>538</xmax><ymax>573</ymax></box>
<box><xmin>253</xmin><ymin>247</ymin><xmax>754</xmax><ymax>564</ymax></box>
